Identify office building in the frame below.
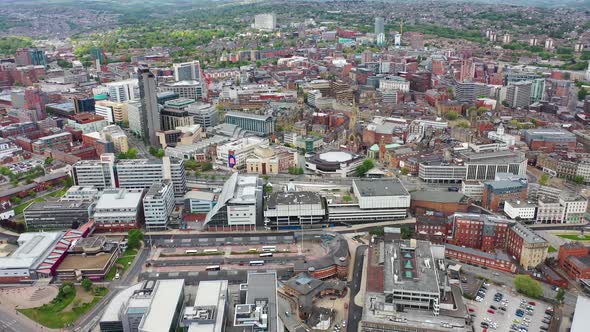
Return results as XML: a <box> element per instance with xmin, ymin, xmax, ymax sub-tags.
<box><xmin>23</xmin><ymin>201</ymin><xmax>92</xmax><ymax>230</ymax></box>
<box><xmin>523</xmin><ymin>128</ymin><xmax>577</xmax><ymax>152</ymax></box>
<box><xmin>182</xmin><ymin>280</ymin><xmax>228</xmax><ymax>332</ymax></box>
<box><xmin>264</xmin><ymin>192</ymin><xmax>326</xmax><ymax>228</ymax></box>
<box><xmin>67</xmin><ymin>113</ymin><xmax>109</xmax><ymax>134</ymax></box>
<box><xmin>173</xmin><ymin>61</ymin><xmax>202</xmax><ymax>82</ymax></box>
<box><xmin>187</xmin><ymin>103</ymin><xmax>218</xmax><ymax>128</ymax></box>
<box><xmin>137</xmin><ymin>68</ymin><xmax>161</xmax><ymax>146</ymax></box>
<box><xmin>410</xmin><ymin>191</ymin><xmax>473</xmax><ymax>217</ymax></box>
<box><xmin>482</xmin><ymin>175</ymin><xmax>528</xmax><ymax>211</ymax></box>
<box><xmin>217</xmin><ymin>137</ymin><xmax>269</xmax><ymax>169</ymax></box>
<box><xmin>204</xmin><ymin>173</ymin><xmax>262</xmax><ymax>231</ymax></box>
<box><xmin>143</xmin><ymin>180</ymin><xmax>176</xmax><ymax>231</ymax></box>
<box><xmin>454</xmin><ymin>81</ymin><xmax>494</xmax><ymax>103</ymax></box>
<box><xmin>127</xmin><ymin>101</ymin><xmax>144</xmax><ymax>137</ymax></box>
<box><xmin>506</xmin><ymin>223</ymin><xmax>549</xmax><ymax>269</ymax></box>
<box><xmin>100</xmin><ymin>279</ymin><xmax>185</xmax><ymax>332</ymax></box>
<box><xmin>379</xmin><ymin>76</ymin><xmax>410</xmax><ymax>92</ymax></box>
<box><xmin>31</xmin><ymin>131</ymin><xmax>72</xmax><ymax>154</ymax></box>
<box><xmin>96</xmin><ymin>100</ymin><xmax>129</xmax><ymax>124</ymax></box>
<box><xmin>559</xmin><ymin>193</ymin><xmax>588</xmax><ymax>224</ymax></box>
<box><xmin>105</xmin><ymin>79</ymin><xmax>139</xmax><ymax>102</ymax></box>
<box><xmin>74</xmin><ymin>97</ymin><xmax>96</xmax><ymax>113</ymax></box>
<box><xmin>504</xmin><ymin>200</ymin><xmax>537</xmax><ymax>220</ymax></box>
<box><xmin>93</xmin><ymin>188</ymin><xmax>144</xmax><ymax>231</ymax></box>
<box><xmin>224</xmin><ymin>111</ymin><xmax>275</xmax><ymax>136</ymax></box>
<box><xmin>102</xmin><ymin>125</ymin><xmax>129</xmax><ymax>153</ymax></box>
<box><xmin>558</xmin><ymin>242</ymin><xmax>590</xmax><ymax>280</ymax></box>
<box><xmin>245</xmin><ymin>146</ymin><xmax>297</xmax><ymax>175</ymax></box>
<box><xmin>234</xmin><ymin>272</ymin><xmax>278</xmax><ymax>331</ymax></box>
<box><xmin>160</xmin><ymin>108</ymin><xmax>193</xmax><ymax>131</ymax></box>
<box><xmin>95</xmin><ymin>104</ymin><xmax>115</xmax><ymax>123</ymax></box>
<box><xmin>328</xmin><ymin>178</ymin><xmax>410</xmax><ymax>223</ymax></box>
<box><xmin>375</xmin><ymin>17</ymin><xmax>384</xmax><ymax>36</ymax></box>
<box><xmin>254</xmin><ymin>13</ymin><xmax>277</xmax><ymax>31</ymax></box>
<box><xmin>183</xmin><ymin>191</ymin><xmax>217</xmax><ymax>214</ymax></box>
<box><xmin>503</xmin><ymin>81</ymin><xmax>532</xmax><ymax>108</ymax></box>
<box><xmin>161</xmin><ymin>80</ymin><xmax>207</xmax><ymax>101</ymax></box>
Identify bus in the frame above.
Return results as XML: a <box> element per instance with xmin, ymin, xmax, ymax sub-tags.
<box><xmin>206</xmin><ymin>265</ymin><xmax>221</xmax><ymax>271</ymax></box>
<box><xmin>203</xmin><ymin>249</ymin><xmax>218</xmax><ymax>253</ymax></box>
<box><xmin>259</xmin><ymin>253</ymin><xmax>273</xmax><ymax>258</ymax></box>
<box><xmin>185</xmin><ymin>250</ymin><xmax>198</xmax><ymax>255</ymax></box>
<box><xmin>262</xmin><ymin>246</ymin><xmax>276</xmax><ymax>252</ymax></box>
<box><xmin>249</xmin><ymin>260</ymin><xmax>265</xmax><ymax>266</ymax></box>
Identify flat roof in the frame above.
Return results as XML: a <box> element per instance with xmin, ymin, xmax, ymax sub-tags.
<box><xmin>411</xmin><ymin>191</ymin><xmax>468</xmax><ymax>203</ymax></box>
<box><xmin>94</xmin><ymin>189</ymin><xmax>143</xmax><ymax>210</ymax></box>
<box><xmin>139</xmin><ymin>279</ymin><xmax>185</xmax><ymax>332</ymax></box>
<box><xmin>245</xmin><ymin>272</ymin><xmax>278</xmax><ymax>331</ymax></box>
<box><xmin>184</xmin><ymin>191</ymin><xmax>216</xmax><ymax>201</ymax></box>
<box><xmin>354</xmin><ymin>178</ymin><xmax>409</xmax><ymax>197</ymax></box>
<box><xmin>101</xmin><ymin>283</ymin><xmax>144</xmax><ymax>322</ymax></box>
<box><xmin>383</xmin><ymin>239</ymin><xmax>440</xmax><ymax>295</ymax></box>
<box><xmin>56</xmin><ymin>252</ymin><xmax>113</xmax><ymax>270</ymax></box>
<box><xmin>571</xmin><ymin>296</ymin><xmax>590</xmax><ymax>332</ymax></box>
<box><xmin>267</xmin><ymin>191</ymin><xmax>321</xmax><ymax>208</ymax></box>
<box><xmin>0</xmin><ymin>232</ymin><xmax>62</xmax><ymax>270</ymax></box>
<box><xmin>318</xmin><ymin>151</ymin><xmax>354</xmax><ymax>163</ymax></box>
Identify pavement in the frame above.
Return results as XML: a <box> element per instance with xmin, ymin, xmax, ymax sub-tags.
<box><xmin>347</xmin><ymin>244</ymin><xmax>367</xmax><ymax>332</ymax></box>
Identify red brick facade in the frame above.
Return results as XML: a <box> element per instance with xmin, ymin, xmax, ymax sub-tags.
<box><xmin>558</xmin><ymin>243</ymin><xmax>590</xmax><ymax>280</ymax></box>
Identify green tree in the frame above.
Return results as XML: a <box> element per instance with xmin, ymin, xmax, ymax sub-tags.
<box><xmin>81</xmin><ymin>277</ymin><xmax>93</xmax><ymax>291</ymax></box>
<box><xmin>514</xmin><ymin>275</ymin><xmax>544</xmax><ymax>298</ymax></box>
<box><xmin>574</xmin><ymin>175</ymin><xmax>585</xmax><ymax>185</ymax></box>
<box><xmin>342</xmin><ymin>194</ymin><xmax>352</xmax><ymax>202</ymax></box>
<box><xmin>400</xmin><ymin>167</ymin><xmax>409</xmax><ymax>175</ymax></box>
<box><xmin>355</xmin><ymin>159</ymin><xmax>375</xmax><ymax>177</ymax></box>
<box><xmin>446</xmin><ymin>111</ymin><xmax>459</xmax><ymax>121</ymax></box>
<box><xmin>44</xmin><ymin>157</ymin><xmax>54</xmax><ymax>166</ymax></box>
<box><xmin>555</xmin><ymin>288</ymin><xmax>565</xmax><ymax>303</ymax></box>
<box><xmin>201</xmin><ymin>162</ymin><xmax>213</xmax><ymax>171</ymax></box>
<box><xmin>264</xmin><ymin>184</ymin><xmax>273</xmax><ymax>194</ymax></box>
<box><xmin>579</xmin><ymin>88</ymin><xmax>588</xmax><ymax>101</ymax></box>
<box><xmin>127</xmin><ymin>229</ymin><xmax>144</xmax><ymax>250</ymax></box>
<box><xmin>369</xmin><ymin>227</ymin><xmax>385</xmax><ymax>236</ymax></box>
<box><xmin>539</xmin><ymin>173</ymin><xmax>550</xmax><ymax>186</ymax></box>
<box><xmin>456</xmin><ymin>121</ymin><xmax>470</xmax><ymax>129</ymax></box>
<box><xmin>400</xmin><ymin>225</ymin><xmax>414</xmax><ymax>239</ymax></box>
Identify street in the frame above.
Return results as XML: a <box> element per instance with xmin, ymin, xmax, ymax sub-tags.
<box><xmin>347</xmin><ymin>244</ymin><xmax>367</xmax><ymax>332</ymax></box>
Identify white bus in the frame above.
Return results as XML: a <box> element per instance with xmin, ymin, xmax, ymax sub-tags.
<box><xmin>259</xmin><ymin>253</ymin><xmax>273</xmax><ymax>258</ymax></box>
<box><xmin>249</xmin><ymin>260</ymin><xmax>264</xmax><ymax>266</ymax></box>
<box><xmin>185</xmin><ymin>250</ymin><xmax>198</xmax><ymax>254</ymax></box>
<box><xmin>262</xmin><ymin>246</ymin><xmax>276</xmax><ymax>252</ymax></box>
<box><xmin>203</xmin><ymin>249</ymin><xmax>218</xmax><ymax>253</ymax></box>
<box><xmin>206</xmin><ymin>265</ymin><xmax>221</xmax><ymax>271</ymax></box>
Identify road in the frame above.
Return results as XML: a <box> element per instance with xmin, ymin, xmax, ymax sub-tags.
<box><xmin>347</xmin><ymin>244</ymin><xmax>367</xmax><ymax>332</ymax></box>
<box><xmin>75</xmin><ymin>248</ymin><xmax>151</xmax><ymax>332</ymax></box>
<box><xmin>0</xmin><ymin>305</ymin><xmax>47</xmax><ymax>332</ymax></box>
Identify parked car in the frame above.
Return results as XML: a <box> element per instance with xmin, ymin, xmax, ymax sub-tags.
<box><xmin>487</xmin><ymin>309</ymin><xmax>495</xmax><ymax>314</ymax></box>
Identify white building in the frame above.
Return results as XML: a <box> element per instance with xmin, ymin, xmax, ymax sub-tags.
<box><xmin>461</xmin><ymin>181</ymin><xmax>484</xmax><ymax>202</ymax></box>
<box><xmin>127</xmin><ymin>101</ymin><xmax>144</xmax><ymax>137</ymax></box>
<box><xmin>0</xmin><ymin>232</ymin><xmax>62</xmax><ymax>282</ymax></box>
<box><xmin>254</xmin><ymin>13</ymin><xmax>276</xmax><ymax>31</ymax></box>
<box><xmin>560</xmin><ymin>193</ymin><xmax>588</xmax><ymax>224</ymax></box>
<box><xmin>216</xmin><ymin>137</ymin><xmax>268</xmax><ymax>169</ymax></box>
<box><xmin>105</xmin><ymin>79</ymin><xmax>139</xmax><ymax>102</ymax></box>
<box><xmin>95</xmin><ymin>104</ymin><xmax>115</xmax><ymax>123</ymax></box>
<box><xmin>264</xmin><ymin>192</ymin><xmax>325</xmax><ymax>228</ymax></box>
<box><xmin>173</xmin><ymin>61</ymin><xmax>202</xmax><ymax>82</ymax></box>
<box><xmin>379</xmin><ymin>76</ymin><xmax>410</xmax><ymax>92</ymax></box>
<box><xmin>487</xmin><ymin>124</ymin><xmax>516</xmax><ymax>147</ymax></box>
<box><xmin>93</xmin><ymin>188</ymin><xmax>144</xmax><ymax>229</ymax></box>
<box><xmin>143</xmin><ymin>180</ymin><xmax>176</xmax><ymax>231</ymax></box>
<box><xmin>0</xmin><ymin>138</ymin><xmax>22</xmax><ymax>159</ymax></box>
<box><xmin>204</xmin><ymin>173</ymin><xmax>262</xmax><ymax>231</ymax></box>
<box><xmin>183</xmin><ymin>280</ymin><xmax>227</xmax><ymax>332</ymax></box>
<box><xmin>504</xmin><ymin>200</ymin><xmax>536</xmax><ymax>220</ymax></box>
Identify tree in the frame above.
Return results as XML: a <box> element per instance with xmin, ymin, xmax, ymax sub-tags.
<box><xmin>555</xmin><ymin>288</ymin><xmax>565</xmax><ymax>303</ymax></box>
<box><xmin>59</xmin><ymin>282</ymin><xmax>75</xmax><ymax>298</ymax></box>
<box><xmin>264</xmin><ymin>184</ymin><xmax>273</xmax><ymax>194</ymax></box>
<box><xmin>456</xmin><ymin>121</ymin><xmax>470</xmax><ymax>129</ymax></box>
<box><xmin>539</xmin><ymin>173</ymin><xmax>550</xmax><ymax>186</ymax></box>
<box><xmin>579</xmin><ymin>88</ymin><xmax>588</xmax><ymax>101</ymax></box>
<box><xmin>514</xmin><ymin>275</ymin><xmax>544</xmax><ymax>298</ymax></box>
<box><xmin>81</xmin><ymin>277</ymin><xmax>93</xmax><ymax>291</ymax></box>
<box><xmin>44</xmin><ymin>157</ymin><xmax>54</xmax><ymax>166</ymax></box>
<box><xmin>201</xmin><ymin>162</ymin><xmax>213</xmax><ymax>172</ymax></box>
<box><xmin>118</xmin><ymin>148</ymin><xmax>138</xmax><ymax>160</ymax></box>
<box><xmin>342</xmin><ymin>194</ymin><xmax>352</xmax><ymax>202</ymax></box>
<box><xmin>355</xmin><ymin>159</ymin><xmax>375</xmax><ymax>177</ymax></box>
<box><xmin>573</xmin><ymin>175</ymin><xmax>585</xmax><ymax>185</ymax></box>
<box><xmin>446</xmin><ymin>111</ymin><xmax>459</xmax><ymax>121</ymax></box>
<box><xmin>400</xmin><ymin>225</ymin><xmax>414</xmax><ymax>239</ymax></box>
<box><xmin>127</xmin><ymin>229</ymin><xmax>144</xmax><ymax>250</ymax></box>
<box><xmin>400</xmin><ymin>167</ymin><xmax>409</xmax><ymax>175</ymax></box>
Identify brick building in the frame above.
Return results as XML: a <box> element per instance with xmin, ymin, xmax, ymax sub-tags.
<box><xmin>31</xmin><ymin>132</ymin><xmax>72</xmax><ymax>154</ymax></box>
<box><xmin>445</xmin><ymin>244</ymin><xmax>516</xmax><ymax>273</ymax></box>
<box><xmin>447</xmin><ymin>213</ymin><xmax>512</xmax><ymax>252</ymax></box>
<box><xmin>482</xmin><ymin>176</ymin><xmax>528</xmax><ymax>212</ymax></box>
<box><xmin>523</xmin><ymin>128</ymin><xmax>577</xmax><ymax>152</ymax></box>
<box><xmin>415</xmin><ymin>215</ymin><xmax>449</xmax><ymax>244</ymax></box>
<box><xmin>506</xmin><ymin>223</ymin><xmax>549</xmax><ymax>270</ymax></box>
<box><xmin>410</xmin><ymin>191</ymin><xmax>473</xmax><ymax>217</ymax></box>
<box><xmin>558</xmin><ymin>242</ymin><xmax>590</xmax><ymax>280</ymax></box>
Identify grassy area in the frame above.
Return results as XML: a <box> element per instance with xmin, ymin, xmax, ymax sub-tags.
<box><xmin>47</xmin><ymin>187</ymin><xmax>69</xmax><ymax>198</ymax></box>
<box><xmin>556</xmin><ymin>234</ymin><xmax>590</xmax><ymax>241</ymax></box>
<box><xmin>13</xmin><ymin>197</ymin><xmax>46</xmax><ymax>215</ymax></box>
<box><xmin>548</xmin><ymin>246</ymin><xmax>557</xmax><ymax>253</ymax></box>
<box><xmin>105</xmin><ymin>248</ymin><xmax>139</xmax><ymax>281</ymax></box>
<box><xmin>18</xmin><ymin>286</ymin><xmax>108</xmax><ymax>328</ymax></box>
